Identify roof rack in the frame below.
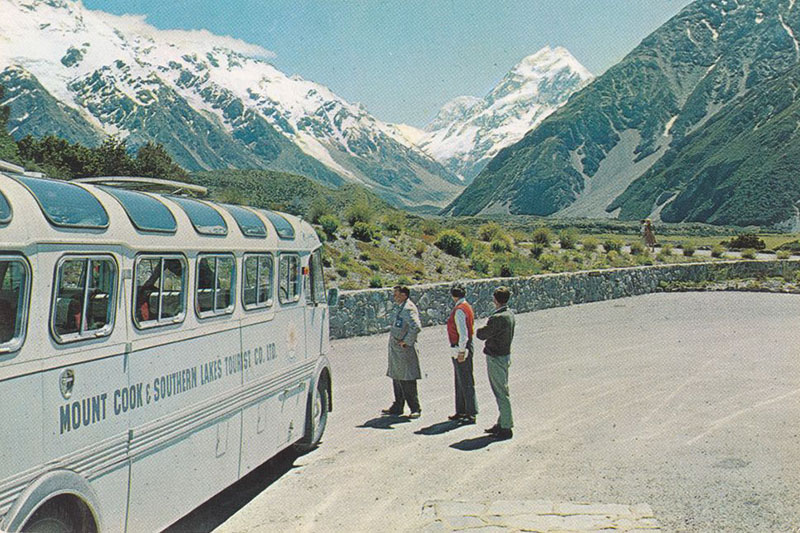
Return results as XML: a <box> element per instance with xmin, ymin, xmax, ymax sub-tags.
<box><xmin>72</xmin><ymin>176</ymin><xmax>208</xmax><ymax>197</ymax></box>
<box><xmin>0</xmin><ymin>159</ymin><xmax>45</xmax><ymax>177</ymax></box>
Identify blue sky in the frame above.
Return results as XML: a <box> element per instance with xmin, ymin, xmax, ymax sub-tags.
<box><xmin>82</xmin><ymin>0</ymin><xmax>694</xmax><ymax>127</ymax></box>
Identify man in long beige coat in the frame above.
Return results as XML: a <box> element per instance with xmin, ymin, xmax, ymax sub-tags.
<box><xmin>382</xmin><ymin>285</ymin><xmax>422</xmax><ymax>418</ymax></box>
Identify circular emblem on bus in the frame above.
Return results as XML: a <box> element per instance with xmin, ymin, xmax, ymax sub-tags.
<box><xmin>60</xmin><ymin>369</ymin><xmax>75</xmax><ymax>399</ymax></box>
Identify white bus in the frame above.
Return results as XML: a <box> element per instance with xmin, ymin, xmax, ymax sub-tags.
<box><xmin>0</xmin><ymin>162</ymin><xmax>336</xmax><ymax>532</ymax></box>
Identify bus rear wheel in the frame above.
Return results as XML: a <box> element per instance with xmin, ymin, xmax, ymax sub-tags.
<box><xmin>23</xmin><ymin>495</ymin><xmax>97</xmax><ymax>533</ymax></box>
<box><xmin>295</xmin><ymin>375</ymin><xmax>329</xmax><ymax>452</ymax></box>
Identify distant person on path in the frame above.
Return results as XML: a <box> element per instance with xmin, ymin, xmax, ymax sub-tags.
<box><xmin>641</xmin><ymin>218</ymin><xmax>657</xmax><ymax>252</ymax></box>
<box><xmin>476</xmin><ymin>286</ymin><xmax>515</xmax><ymax>440</ymax></box>
<box><xmin>383</xmin><ymin>285</ymin><xmax>423</xmax><ymax>418</ymax></box>
<box><xmin>446</xmin><ymin>283</ymin><xmax>477</xmax><ymax>424</ymax></box>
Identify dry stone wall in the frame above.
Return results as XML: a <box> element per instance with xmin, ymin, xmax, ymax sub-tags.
<box><xmin>329</xmin><ymin>260</ymin><xmax>800</xmax><ymax>339</ymax></box>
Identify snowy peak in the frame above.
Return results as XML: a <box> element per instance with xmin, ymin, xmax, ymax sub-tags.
<box><xmin>418</xmin><ymin>46</ymin><xmax>593</xmax><ymax>182</ymax></box>
<box><xmin>0</xmin><ymin>0</ymin><xmax>463</xmax><ymax>207</ymax></box>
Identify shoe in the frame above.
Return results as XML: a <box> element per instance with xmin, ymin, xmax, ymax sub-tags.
<box><xmin>493</xmin><ymin>428</ymin><xmax>513</xmax><ymax>440</ymax></box>
<box><xmin>484</xmin><ymin>424</ymin><xmax>500</xmax><ymax>434</ymax></box>
<box><xmin>382</xmin><ymin>407</ymin><xmax>402</xmax><ymax>416</ymax></box>
<box><xmin>408</xmin><ymin>411</ymin><xmax>422</xmax><ymax>419</ymax></box>
<box><xmin>448</xmin><ymin>413</ymin><xmax>465</xmax><ymax>421</ymax></box>
<box><xmin>461</xmin><ymin>415</ymin><xmax>476</xmax><ymax>425</ymax></box>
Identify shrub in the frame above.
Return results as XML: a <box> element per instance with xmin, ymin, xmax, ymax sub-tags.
<box><xmin>682</xmin><ymin>242</ymin><xmax>696</xmax><ymax>256</ymax></box>
<box><xmin>725</xmin><ymin>233</ymin><xmax>766</xmax><ymax>250</ymax></box>
<box><xmin>346</xmin><ymin>201</ymin><xmax>374</xmax><ymax>225</ymax></box>
<box><xmin>603</xmin><ymin>239</ymin><xmax>623</xmax><ymax>253</ymax></box>
<box><xmin>495</xmin><ymin>263</ymin><xmax>515</xmax><ymax>277</ymax></box>
<box><xmin>532</xmin><ymin>227</ymin><xmax>553</xmax><ymax>245</ymax></box>
<box><xmin>558</xmin><ymin>228</ymin><xmax>578</xmax><ymax>250</ymax></box>
<box><xmin>478</xmin><ymin>222</ymin><xmax>503</xmax><ymax>242</ymax></box>
<box><xmin>369</xmin><ymin>275</ymin><xmax>384</xmax><ymax>288</ymax></box>
<box><xmin>470</xmin><ymin>252</ymin><xmax>492</xmax><ymax>274</ymax></box>
<box><xmin>319</xmin><ymin>214</ymin><xmax>340</xmax><ymax>239</ymax></box>
<box><xmin>435</xmin><ymin>264</ymin><xmax>444</xmax><ymax>274</ymax></box>
<box><xmin>434</xmin><ymin>230</ymin><xmax>467</xmax><ymax>257</ymax></box>
<box><xmin>414</xmin><ymin>241</ymin><xmax>426</xmax><ymax>257</ymax></box>
<box><xmin>359</xmin><ymin>252</ymin><xmax>370</xmax><ymax>261</ymax></box>
<box><xmin>420</xmin><ymin>219</ymin><xmax>441</xmax><ymax>236</ymax></box>
<box><xmin>777</xmin><ymin>250</ymin><xmax>791</xmax><ymax>260</ymax></box>
<box><xmin>352</xmin><ymin>221</ymin><xmax>380</xmax><ymax>242</ymax></box>
<box><xmin>308</xmin><ymin>197</ymin><xmax>332</xmax><ymax>224</ymax></box>
<box><xmin>629</xmin><ymin>241</ymin><xmax>646</xmax><ymax>255</ymax></box>
<box><xmin>490</xmin><ymin>235</ymin><xmax>513</xmax><ymax>253</ymax></box>
<box><xmin>381</xmin><ymin>212</ymin><xmax>406</xmax><ymax>233</ymax></box>
<box><xmin>368</xmin><ymin>261</ymin><xmax>380</xmax><ymax>271</ymax></box>
<box><xmin>581</xmin><ymin>237</ymin><xmax>599</xmax><ymax>252</ymax></box>
<box><xmin>740</xmin><ymin>248</ymin><xmax>757</xmax><ymax>259</ymax></box>
<box><xmin>539</xmin><ymin>253</ymin><xmax>558</xmax><ymax>271</ymax></box>
<box><xmin>336</xmin><ymin>266</ymin><xmax>349</xmax><ymax>277</ymax></box>
<box><xmin>710</xmin><ymin>245</ymin><xmax>725</xmax><ymax>258</ymax></box>
<box><xmin>777</xmin><ymin>240</ymin><xmax>800</xmax><ymax>252</ymax></box>
<box><xmin>530</xmin><ymin>244</ymin><xmax>545</xmax><ymax>258</ymax></box>
<box><xmin>397</xmin><ymin>276</ymin><xmax>412</xmax><ymax>285</ymax></box>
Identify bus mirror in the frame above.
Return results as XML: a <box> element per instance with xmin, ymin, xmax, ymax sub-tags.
<box><xmin>327</xmin><ymin>288</ymin><xmax>339</xmax><ymax>307</ymax></box>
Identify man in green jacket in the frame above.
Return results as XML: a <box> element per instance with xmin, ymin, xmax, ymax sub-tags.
<box><xmin>476</xmin><ymin>286</ymin><xmax>515</xmax><ymax>440</ymax></box>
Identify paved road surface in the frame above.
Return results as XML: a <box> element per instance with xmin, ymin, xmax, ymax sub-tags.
<box><xmin>169</xmin><ymin>292</ymin><xmax>800</xmax><ymax>532</ymax></box>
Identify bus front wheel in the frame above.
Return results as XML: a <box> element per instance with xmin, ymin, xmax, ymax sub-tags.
<box><xmin>295</xmin><ymin>374</ymin><xmax>329</xmax><ymax>452</ymax></box>
<box><xmin>22</xmin><ymin>495</ymin><xmax>97</xmax><ymax>533</ymax></box>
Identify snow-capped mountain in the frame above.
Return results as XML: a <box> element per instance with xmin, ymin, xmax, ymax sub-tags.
<box><xmin>0</xmin><ymin>0</ymin><xmax>463</xmax><ymax>208</ymax></box>
<box><xmin>416</xmin><ymin>47</ymin><xmax>592</xmax><ymax>182</ymax></box>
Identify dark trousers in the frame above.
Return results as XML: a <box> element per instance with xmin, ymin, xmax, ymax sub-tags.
<box><xmin>452</xmin><ymin>348</ymin><xmax>477</xmax><ymax>416</ymax></box>
<box><xmin>391</xmin><ymin>379</ymin><xmax>420</xmax><ymax>413</ymax></box>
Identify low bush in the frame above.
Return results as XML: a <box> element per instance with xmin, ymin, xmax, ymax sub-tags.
<box><xmin>414</xmin><ymin>241</ymin><xmax>426</xmax><ymax>257</ymax></box>
<box><xmin>682</xmin><ymin>242</ymin><xmax>696</xmax><ymax>256</ymax></box>
<box><xmin>352</xmin><ymin>221</ymin><xmax>380</xmax><ymax>242</ymax></box>
<box><xmin>369</xmin><ymin>275</ymin><xmax>384</xmax><ymax>288</ymax></box>
<box><xmin>496</xmin><ymin>263</ymin><xmax>515</xmax><ymax>277</ymax></box>
<box><xmin>470</xmin><ymin>252</ymin><xmax>492</xmax><ymax>274</ymax></box>
<box><xmin>629</xmin><ymin>241</ymin><xmax>646</xmax><ymax>255</ymax></box>
<box><xmin>532</xmin><ymin>227</ymin><xmax>553</xmax><ymax>245</ymax></box>
<box><xmin>319</xmin><ymin>214</ymin><xmax>340</xmax><ymax>239</ymax></box>
<box><xmin>740</xmin><ymin>248</ymin><xmax>757</xmax><ymax>259</ymax></box>
<box><xmin>603</xmin><ymin>239</ymin><xmax>623</xmax><ymax>253</ymax></box>
<box><xmin>491</xmin><ymin>235</ymin><xmax>513</xmax><ymax>253</ymax></box>
<box><xmin>724</xmin><ymin>233</ymin><xmax>766</xmax><ymax>250</ymax></box>
<box><xmin>558</xmin><ymin>228</ymin><xmax>578</xmax><ymax>250</ymax></box>
<box><xmin>581</xmin><ymin>237</ymin><xmax>599</xmax><ymax>252</ymax></box>
<box><xmin>435</xmin><ymin>229</ymin><xmax>468</xmax><ymax>257</ymax></box>
<box><xmin>478</xmin><ymin>222</ymin><xmax>504</xmax><ymax>242</ymax></box>
<box><xmin>530</xmin><ymin>244</ymin><xmax>545</xmax><ymax>258</ymax></box>
<box><xmin>710</xmin><ymin>245</ymin><xmax>725</xmax><ymax>258</ymax></box>
<box><xmin>776</xmin><ymin>250</ymin><xmax>791</xmax><ymax>260</ymax></box>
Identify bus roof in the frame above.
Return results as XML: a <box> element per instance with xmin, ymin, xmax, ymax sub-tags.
<box><xmin>0</xmin><ymin>172</ymin><xmax>320</xmax><ymax>253</ymax></box>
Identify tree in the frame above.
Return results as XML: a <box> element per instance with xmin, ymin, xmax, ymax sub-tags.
<box><xmin>90</xmin><ymin>136</ymin><xmax>135</xmax><ymax>176</ymax></box>
<box><xmin>134</xmin><ymin>142</ymin><xmax>190</xmax><ymax>182</ymax></box>
<box><xmin>0</xmin><ymin>85</ymin><xmax>20</xmax><ymax>163</ymax></box>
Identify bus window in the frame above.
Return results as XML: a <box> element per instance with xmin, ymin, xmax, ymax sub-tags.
<box><xmin>52</xmin><ymin>256</ymin><xmax>116</xmax><ymax>343</ymax></box>
<box><xmin>308</xmin><ymin>249</ymin><xmax>326</xmax><ymax>305</ymax></box>
<box><xmin>197</xmin><ymin>254</ymin><xmax>236</xmax><ymax>316</ymax></box>
<box><xmin>134</xmin><ymin>255</ymin><xmax>187</xmax><ymax>328</ymax></box>
<box><xmin>278</xmin><ymin>254</ymin><xmax>300</xmax><ymax>304</ymax></box>
<box><xmin>0</xmin><ymin>257</ymin><xmax>30</xmax><ymax>353</ymax></box>
<box><xmin>243</xmin><ymin>254</ymin><xmax>273</xmax><ymax>309</ymax></box>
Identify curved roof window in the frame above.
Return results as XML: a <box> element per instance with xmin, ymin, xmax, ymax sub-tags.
<box><xmin>223</xmin><ymin>204</ymin><xmax>267</xmax><ymax>238</ymax></box>
<box><xmin>260</xmin><ymin>210</ymin><xmax>295</xmax><ymax>240</ymax></box>
<box><xmin>167</xmin><ymin>196</ymin><xmax>227</xmax><ymax>236</ymax></box>
<box><xmin>15</xmin><ymin>176</ymin><xmax>108</xmax><ymax>229</ymax></box>
<box><xmin>0</xmin><ymin>189</ymin><xmax>11</xmax><ymax>224</ymax></box>
<box><xmin>100</xmin><ymin>186</ymin><xmax>177</xmax><ymax>234</ymax></box>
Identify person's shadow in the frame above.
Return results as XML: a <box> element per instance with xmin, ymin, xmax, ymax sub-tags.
<box><xmin>357</xmin><ymin>415</ymin><xmax>411</xmax><ymax>430</ymax></box>
<box><xmin>414</xmin><ymin>420</ymin><xmax>463</xmax><ymax>435</ymax></box>
<box><xmin>449</xmin><ymin>435</ymin><xmax>497</xmax><ymax>451</ymax></box>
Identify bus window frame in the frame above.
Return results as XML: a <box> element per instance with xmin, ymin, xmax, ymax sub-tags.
<box><xmin>278</xmin><ymin>253</ymin><xmax>301</xmax><ymax>305</ymax></box>
<box><xmin>0</xmin><ymin>254</ymin><xmax>31</xmax><ymax>355</ymax></box>
<box><xmin>242</xmin><ymin>252</ymin><xmax>274</xmax><ymax>311</ymax></box>
<box><xmin>50</xmin><ymin>254</ymin><xmax>118</xmax><ymax>344</ymax></box>
<box><xmin>133</xmin><ymin>253</ymin><xmax>188</xmax><ymax>330</ymax></box>
<box><xmin>195</xmin><ymin>253</ymin><xmax>237</xmax><ymax>318</ymax></box>
<box><xmin>306</xmin><ymin>247</ymin><xmax>327</xmax><ymax>306</ymax></box>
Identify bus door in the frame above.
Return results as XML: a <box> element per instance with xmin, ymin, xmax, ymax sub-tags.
<box><xmin>304</xmin><ymin>248</ymin><xmax>327</xmax><ymax>360</ymax></box>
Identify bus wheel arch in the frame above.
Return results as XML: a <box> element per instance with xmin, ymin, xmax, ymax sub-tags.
<box><xmin>3</xmin><ymin>470</ymin><xmax>102</xmax><ymax>533</ymax></box>
<box><xmin>295</xmin><ymin>368</ymin><xmax>331</xmax><ymax>452</ymax></box>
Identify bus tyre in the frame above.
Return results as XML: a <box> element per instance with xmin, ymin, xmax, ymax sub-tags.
<box><xmin>295</xmin><ymin>375</ymin><xmax>329</xmax><ymax>452</ymax></box>
<box><xmin>22</xmin><ymin>495</ymin><xmax>97</xmax><ymax>533</ymax></box>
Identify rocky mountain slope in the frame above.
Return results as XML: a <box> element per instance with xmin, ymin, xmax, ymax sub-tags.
<box><xmin>0</xmin><ymin>0</ymin><xmax>462</xmax><ymax>208</ymax></box>
<box><xmin>446</xmin><ymin>0</ymin><xmax>800</xmax><ymax>228</ymax></box>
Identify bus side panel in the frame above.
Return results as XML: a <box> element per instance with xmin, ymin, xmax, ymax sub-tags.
<box><xmin>126</xmin><ymin>328</ymin><xmax>243</xmax><ymax>532</ymax></box>
<box><xmin>271</xmin><ymin>307</ymin><xmax>309</xmax><ymax>449</ymax></box>
<box><xmin>0</xmin><ymin>374</ymin><xmax>43</xmax><ymax>516</ymax></box>
<box><xmin>41</xmin><ymin>352</ymin><xmax>131</xmax><ymax>531</ymax></box>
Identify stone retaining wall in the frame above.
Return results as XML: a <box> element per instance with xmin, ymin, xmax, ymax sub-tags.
<box><xmin>329</xmin><ymin>259</ymin><xmax>800</xmax><ymax>339</ymax></box>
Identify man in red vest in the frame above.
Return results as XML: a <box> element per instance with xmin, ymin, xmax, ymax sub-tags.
<box><xmin>446</xmin><ymin>283</ymin><xmax>477</xmax><ymax>424</ymax></box>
